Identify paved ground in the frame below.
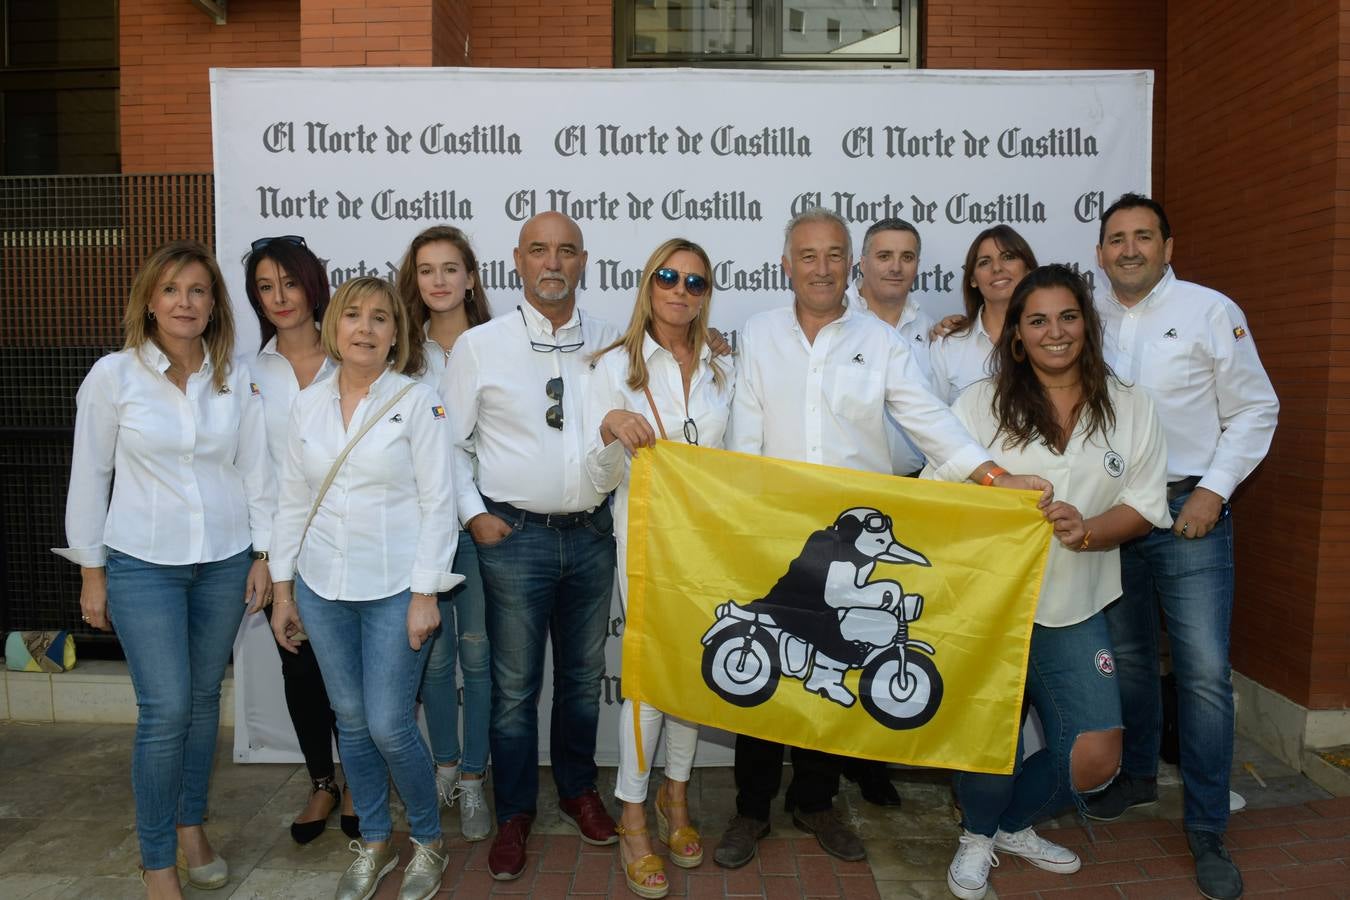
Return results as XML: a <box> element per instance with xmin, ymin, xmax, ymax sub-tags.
<box><xmin>0</xmin><ymin>722</ymin><xmax>1343</xmax><ymax>898</ymax></box>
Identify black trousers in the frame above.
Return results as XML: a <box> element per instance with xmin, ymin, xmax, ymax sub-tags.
<box><xmin>270</xmin><ymin>604</ymin><xmax>340</xmax><ymax>780</ymax></box>
<box><xmin>734</xmin><ymin>733</ymin><xmax>840</xmax><ymax>819</ymax></box>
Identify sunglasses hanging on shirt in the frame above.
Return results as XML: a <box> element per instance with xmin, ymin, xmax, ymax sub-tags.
<box><xmin>519</xmin><ymin>306</ymin><xmax>585</xmax><ymax>353</ymax></box>
<box><xmin>545</xmin><ymin>376</ymin><xmax>565</xmax><ymax>430</ymax></box>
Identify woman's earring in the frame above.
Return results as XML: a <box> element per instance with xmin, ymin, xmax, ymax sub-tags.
<box><xmin>1011</xmin><ymin>335</ymin><xmax>1026</xmax><ymax>363</ymax></box>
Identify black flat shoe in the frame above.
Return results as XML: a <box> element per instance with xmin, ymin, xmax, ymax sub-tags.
<box><xmin>844</xmin><ymin>761</ymin><xmax>903</xmax><ymax>808</ymax></box>
<box><xmin>291</xmin><ymin>775</ymin><xmax>340</xmax><ymax>845</ymax></box>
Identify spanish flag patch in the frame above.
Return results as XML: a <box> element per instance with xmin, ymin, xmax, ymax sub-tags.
<box><xmin>431</xmin><ymin>404</ymin><xmax>446</xmax><ymax>420</ymax></box>
<box><xmin>1233</xmin><ymin>326</ymin><xmax>1247</xmax><ymax>340</ymax></box>
<box><xmin>250</xmin><ymin>382</ymin><xmax>261</xmax><ymax>396</ymax></box>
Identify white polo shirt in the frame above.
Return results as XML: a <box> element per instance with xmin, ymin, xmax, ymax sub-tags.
<box><xmin>269</xmin><ymin>367</ymin><xmax>460</xmax><ymax>601</ymax></box>
<box><xmin>929</xmin><ymin>313</ymin><xmax>997</xmax><ymax>405</ymax></box>
<box><xmin>933</xmin><ymin>377</ymin><xmax>1172</xmax><ymax>626</ymax></box>
<box><xmin>584</xmin><ymin>334</ymin><xmax>735</xmax><ymax>591</ymax></box>
<box><xmin>442</xmin><ymin>300</ymin><xmax>621</xmax><ymax>518</ymax></box>
<box><xmin>726</xmin><ymin>300</ymin><xmax>987</xmax><ymax>481</ymax></box>
<box><xmin>1098</xmin><ymin>268</ymin><xmax>1279</xmax><ymax>500</ymax></box>
<box><xmin>57</xmin><ymin>343</ymin><xmax>274</xmax><ymax>568</ymax></box>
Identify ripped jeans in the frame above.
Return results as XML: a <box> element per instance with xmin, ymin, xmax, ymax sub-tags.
<box><xmin>421</xmin><ymin>532</ymin><xmax>491</xmax><ymax>774</ymax></box>
<box><xmin>955</xmin><ymin>611</ymin><xmax>1122</xmax><ymax>837</ymax></box>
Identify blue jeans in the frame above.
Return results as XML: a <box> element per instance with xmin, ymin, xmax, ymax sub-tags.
<box><xmin>956</xmin><ymin>612</ymin><xmax>1122</xmax><ymax>837</ymax></box>
<box><xmin>1106</xmin><ymin>490</ymin><xmax>1235</xmax><ymax>834</ymax></box>
<box><xmin>421</xmin><ymin>532</ymin><xmax>491</xmax><ymax>774</ymax></box>
<box><xmin>105</xmin><ymin>547</ymin><xmax>251</xmax><ymax>870</ymax></box>
<box><xmin>295</xmin><ymin>576</ymin><xmax>440</xmax><ymax>843</ymax></box>
<box><xmin>477</xmin><ymin>502</ymin><xmax>616</xmax><ymax>822</ymax></box>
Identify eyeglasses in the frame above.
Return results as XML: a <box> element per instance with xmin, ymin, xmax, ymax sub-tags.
<box><xmin>861</xmin><ymin>512</ymin><xmax>893</xmax><ymax>534</ymax></box>
<box><xmin>545</xmin><ymin>376</ymin><xmax>564</xmax><ymax>430</ymax></box>
<box><xmin>653</xmin><ymin>267</ymin><xmax>709</xmax><ymax>297</ymax></box>
<box><xmin>250</xmin><ymin>235</ymin><xmax>307</xmax><ymax>253</ymax></box>
<box><xmin>682</xmin><ymin>417</ymin><xmax>699</xmax><ymax>446</ymax></box>
<box><xmin>519</xmin><ymin>306</ymin><xmax>584</xmax><ymax>353</ymax></box>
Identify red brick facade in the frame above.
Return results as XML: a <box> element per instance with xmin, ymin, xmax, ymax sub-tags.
<box><xmin>116</xmin><ymin>1</ymin><xmax>1350</xmax><ymax>710</ymax></box>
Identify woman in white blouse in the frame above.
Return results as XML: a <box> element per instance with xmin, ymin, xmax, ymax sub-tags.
<box><xmin>243</xmin><ymin>234</ymin><xmax>359</xmax><ymax>843</ymax></box>
<box><xmin>268</xmin><ymin>276</ymin><xmax>459</xmax><ymax>900</ymax></box>
<box><xmin>929</xmin><ymin>225</ymin><xmax>1038</xmax><ymax>404</ymax></box>
<box><xmin>57</xmin><ymin>241</ymin><xmax>273</xmax><ymax>898</ymax></box>
<box><xmin>585</xmin><ymin>239</ymin><xmax>734</xmax><ymax>899</ymax></box>
<box><xmin>396</xmin><ymin>225</ymin><xmax>494</xmax><ymax>840</ymax></box>
<box><xmin>930</xmin><ymin>265</ymin><xmax>1170</xmax><ymax>900</ymax></box>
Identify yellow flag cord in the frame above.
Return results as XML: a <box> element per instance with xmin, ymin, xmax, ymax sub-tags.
<box><xmin>633</xmin><ymin>700</ymin><xmax>647</xmax><ymax>773</ymax></box>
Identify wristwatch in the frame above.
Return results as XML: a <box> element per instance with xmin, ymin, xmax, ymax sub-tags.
<box><xmin>252</xmin><ymin>550</ymin><xmax>270</xmax><ymax>561</ymax></box>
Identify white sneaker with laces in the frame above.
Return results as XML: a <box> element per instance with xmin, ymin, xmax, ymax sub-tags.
<box><xmin>452</xmin><ymin>776</ymin><xmax>493</xmax><ymax>842</ymax></box>
<box><xmin>993</xmin><ymin>826</ymin><xmax>1081</xmax><ymax>873</ymax></box>
<box><xmin>435</xmin><ymin>764</ymin><xmax>460</xmax><ymax>809</ymax></box>
<box><xmin>947</xmin><ymin>830</ymin><xmax>999</xmax><ymax>899</ymax></box>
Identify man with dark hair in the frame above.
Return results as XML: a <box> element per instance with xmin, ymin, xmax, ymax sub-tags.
<box><xmin>1087</xmin><ymin>192</ymin><xmax>1278</xmax><ymax>900</ymax></box>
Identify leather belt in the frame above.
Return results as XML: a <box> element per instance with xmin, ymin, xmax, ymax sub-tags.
<box><xmin>1167</xmin><ymin>475</ymin><xmax>1201</xmax><ymax>502</ymax></box>
<box><xmin>484</xmin><ymin>497</ymin><xmax>597</xmax><ymax>529</ymax></box>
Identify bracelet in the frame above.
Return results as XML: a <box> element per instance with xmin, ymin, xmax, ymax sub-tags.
<box><xmin>1078</xmin><ymin>530</ymin><xmax>1093</xmax><ymax>551</ymax></box>
<box><xmin>272</xmin><ymin>596</ymin><xmax>293</xmax><ymax>605</ymax></box>
<box><xmin>980</xmin><ymin>465</ymin><xmax>1008</xmax><ymax>487</ymax></box>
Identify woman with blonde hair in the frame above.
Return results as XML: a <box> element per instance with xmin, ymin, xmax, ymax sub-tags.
<box><xmin>57</xmin><ymin>240</ymin><xmax>274</xmax><ymax>898</ymax></box>
<box><xmin>396</xmin><ymin>224</ymin><xmax>495</xmax><ymax>840</ymax></box>
<box><xmin>585</xmin><ymin>238</ymin><xmax>734</xmax><ymax>898</ymax></box>
<box><xmin>269</xmin><ymin>276</ymin><xmax>459</xmax><ymax>900</ymax></box>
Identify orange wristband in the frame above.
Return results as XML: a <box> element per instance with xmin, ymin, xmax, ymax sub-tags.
<box><xmin>981</xmin><ymin>465</ymin><xmax>1008</xmax><ymax>486</ymax></box>
<box><xmin>1078</xmin><ymin>530</ymin><xmax>1093</xmax><ymax>551</ymax></box>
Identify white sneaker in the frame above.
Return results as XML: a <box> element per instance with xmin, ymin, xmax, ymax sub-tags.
<box><xmin>947</xmin><ymin>830</ymin><xmax>998</xmax><ymax>899</ymax></box>
<box><xmin>994</xmin><ymin>826</ymin><xmax>1081</xmax><ymax>873</ymax></box>
<box><xmin>451</xmin><ymin>776</ymin><xmax>493</xmax><ymax>842</ymax></box>
<box><xmin>435</xmin><ymin>764</ymin><xmax>460</xmax><ymax>808</ymax></box>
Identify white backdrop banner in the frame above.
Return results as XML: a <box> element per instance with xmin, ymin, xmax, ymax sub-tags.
<box><xmin>215</xmin><ymin>67</ymin><xmax>1152</xmax><ymax>765</ymax></box>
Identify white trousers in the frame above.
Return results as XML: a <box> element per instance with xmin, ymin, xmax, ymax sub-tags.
<box><xmin>614</xmin><ymin>698</ymin><xmax>700</xmax><ymax>803</ymax></box>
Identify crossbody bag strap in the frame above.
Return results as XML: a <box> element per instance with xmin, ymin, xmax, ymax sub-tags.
<box><xmin>641</xmin><ymin>384</ymin><xmax>669</xmax><ymax>441</ymax></box>
<box><xmin>299</xmin><ymin>381</ymin><xmax>417</xmax><ymax>547</ymax></box>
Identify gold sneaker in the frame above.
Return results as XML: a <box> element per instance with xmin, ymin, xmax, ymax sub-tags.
<box><xmin>396</xmin><ymin>838</ymin><xmax>449</xmax><ymax>900</ymax></box>
<box><xmin>335</xmin><ymin>840</ymin><xmax>398</xmax><ymax>900</ymax></box>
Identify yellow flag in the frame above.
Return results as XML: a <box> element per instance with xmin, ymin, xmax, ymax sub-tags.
<box><xmin>625</xmin><ymin>441</ymin><xmax>1051</xmax><ymax>775</ymax></box>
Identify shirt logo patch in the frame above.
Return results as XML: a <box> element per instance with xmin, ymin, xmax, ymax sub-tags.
<box><xmin>1095</xmin><ymin>649</ymin><xmax>1115</xmax><ymax>678</ymax></box>
<box><xmin>1103</xmin><ymin>451</ymin><xmax>1124</xmax><ymax>478</ymax></box>
<box><xmin>249</xmin><ymin>382</ymin><xmax>261</xmax><ymax>396</ymax></box>
<box><xmin>1233</xmin><ymin>326</ymin><xmax>1247</xmax><ymax>340</ymax></box>
<box><xmin>852</xmin><ymin>353</ymin><xmax>866</xmax><ymax>365</ymax></box>
<box><xmin>217</xmin><ymin>384</ymin><xmax>231</xmax><ymax>395</ymax></box>
<box><xmin>431</xmin><ymin>405</ymin><xmax>446</xmax><ymax>420</ymax></box>
<box><xmin>389</xmin><ymin>413</ymin><xmax>403</xmax><ymax>423</ymax></box>
<box><xmin>1163</xmin><ymin>328</ymin><xmax>1178</xmax><ymax>339</ymax></box>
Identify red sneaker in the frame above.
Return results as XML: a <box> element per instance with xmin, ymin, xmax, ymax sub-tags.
<box><xmin>488</xmin><ymin>813</ymin><xmax>533</xmax><ymax>881</ymax></box>
<box><xmin>558</xmin><ymin>788</ymin><xmax>618</xmax><ymax>845</ymax></box>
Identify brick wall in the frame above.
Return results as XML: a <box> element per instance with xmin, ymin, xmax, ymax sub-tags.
<box><xmin>1164</xmin><ymin>0</ymin><xmax>1348</xmax><ymax>709</ymax></box>
<box><xmin>466</xmin><ymin>1</ymin><xmax>612</xmax><ymax>68</ymax></box>
<box><xmin>925</xmin><ymin>1</ymin><xmax>1168</xmax><ymax>204</ymax></box>
<box><xmin>299</xmin><ymin>0</ymin><xmax>433</xmax><ymax>67</ymax></box>
<box><xmin>120</xmin><ymin>0</ymin><xmax>300</xmax><ymax>172</ymax></box>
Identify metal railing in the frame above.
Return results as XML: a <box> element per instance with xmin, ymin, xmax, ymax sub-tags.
<box><xmin>0</xmin><ymin>174</ymin><xmax>215</xmax><ymax>638</ymax></box>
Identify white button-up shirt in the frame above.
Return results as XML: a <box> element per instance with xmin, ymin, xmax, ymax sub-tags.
<box><xmin>849</xmin><ymin>284</ymin><xmax>936</xmax><ymax>475</ymax></box>
<box><xmin>933</xmin><ymin>378</ymin><xmax>1171</xmax><ymax>626</ymax></box>
<box><xmin>56</xmin><ymin>344</ymin><xmax>274</xmax><ymax>568</ymax></box>
<box><xmin>584</xmin><ymin>334</ymin><xmax>735</xmax><ymax>589</ymax></box>
<box><xmin>269</xmin><ymin>368</ymin><xmax>460</xmax><ymax>601</ymax></box>
<box><xmin>442</xmin><ymin>301</ymin><xmax>621</xmax><ymax>518</ymax></box>
<box><xmin>726</xmin><ymin>301</ymin><xmax>987</xmax><ymax>481</ymax></box>
<box><xmin>1098</xmin><ymin>268</ymin><xmax>1279</xmax><ymax>500</ymax></box>
<box><xmin>251</xmin><ymin>335</ymin><xmax>337</xmax><ymax>466</ymax></box>
<box><xmin>929</xmin><ymin>313</ymin><xmax>997</xmax><ymax>405</ymax></box>
<box><xmin>419</xmin><ymin>322</ymin><xmax>454</xmax><ymax>391</ymax></box>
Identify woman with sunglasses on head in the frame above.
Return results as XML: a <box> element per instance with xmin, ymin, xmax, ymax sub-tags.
<box><xmin>243</xmin><ymin>234</ymin><xmax>360</xmax><ymax>844</ymax></box>
<box><xmin>57</xmin><ymin>241</ymin><xmax>273</xmax><ymax>899</ymax></box>
<box><xmin>584</xmin><ymin>239</ymin><xmax>734</xmax><ymax>899</ymax></box>
<box><xmin>929</xmin><ymin>225</ymin><xmax>1039</xmax><ymax>404</ymax></box>
<box><xmin>269</xmin><ymin>275</ymin><xmax>460</xmax><ymax>900</ymax></box>
<box><xmin>395</xmin><ymin>225</ymin><xmax>495</xmax><ymax>841</ymax></box>
<box><xmin>926</xmin><ymin>265</ymin><xmax>1170</xmax><ymax>900</ymax></box>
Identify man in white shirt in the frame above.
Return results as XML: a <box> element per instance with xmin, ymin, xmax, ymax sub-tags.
<box><xmin>442</xmin><ymin>212</ymin><xmax>622</xmax><ymax>881</ymax></box>
<box><xmin>1085</xmin><ymin>193</ymin><xmax>1278</xmax><ymax>900</ymax></box>
<box><xmin>841</xmin><ymin>218</ymin><xmax>934</xmax><ymax>806</ymax></box>
<box><xmin>714</xmin><ymin>207</ymin><xmax>1052</xmax><ymax>869</ymax></box>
